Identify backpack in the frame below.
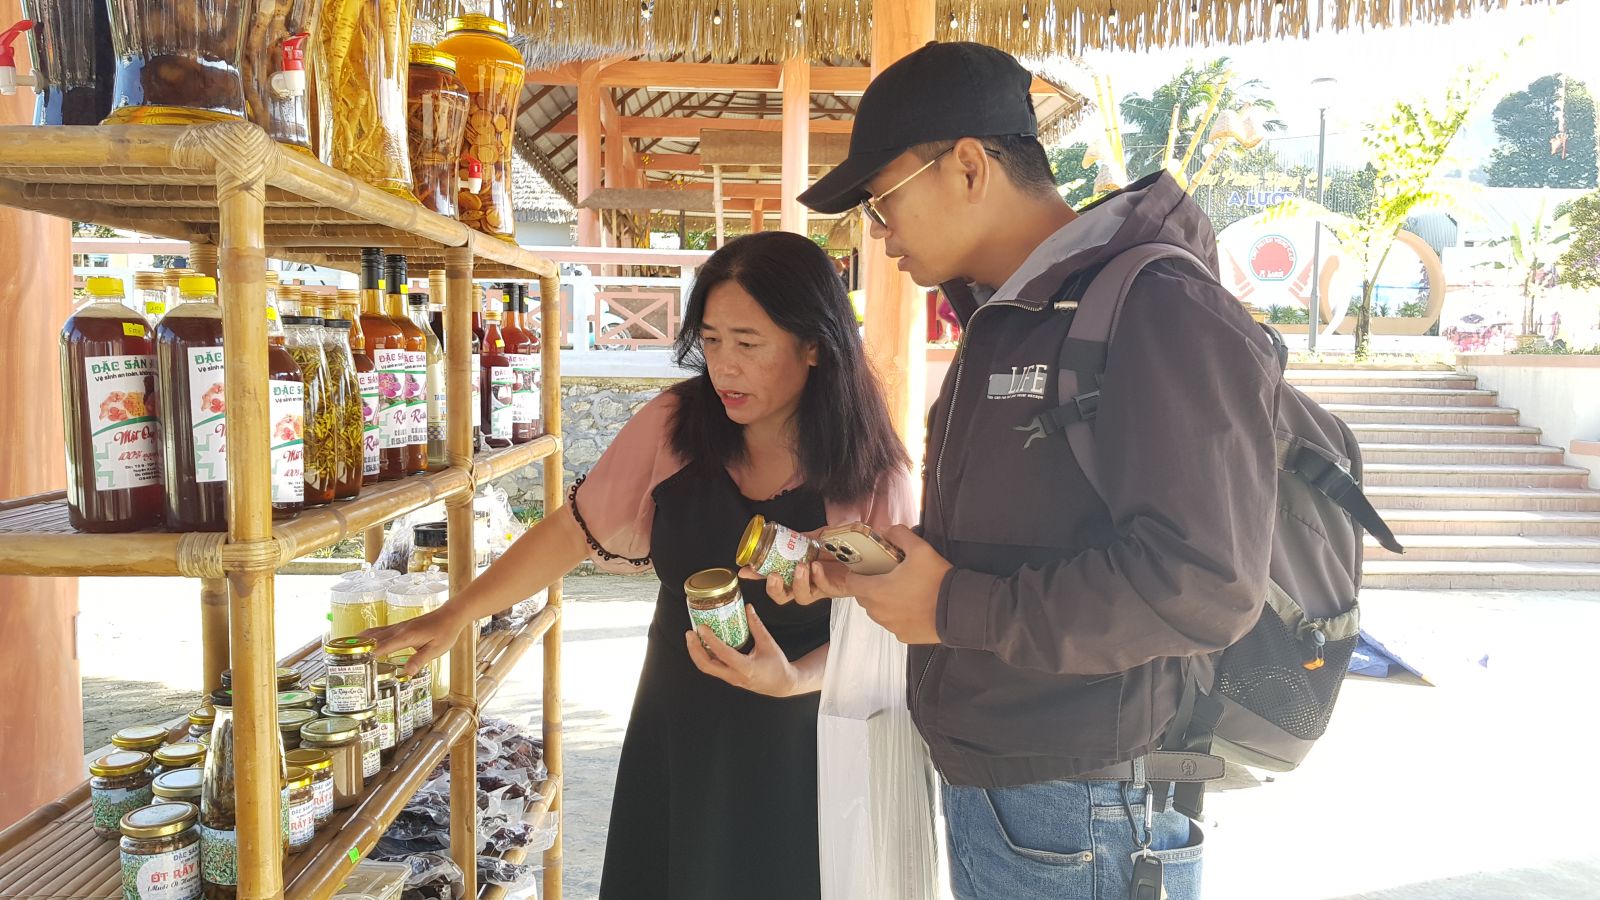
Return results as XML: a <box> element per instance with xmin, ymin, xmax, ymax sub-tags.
<box><xmin>1023</xmin><ymin>242</ymin><xmax>1404</xmax><ymax>817</ymax></box>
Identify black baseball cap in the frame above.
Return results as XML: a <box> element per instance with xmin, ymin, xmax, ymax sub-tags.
<box><xmin>798</xmin><ymin>41</ymin><xmax>1038</xmax><ymax>215</ymax></box>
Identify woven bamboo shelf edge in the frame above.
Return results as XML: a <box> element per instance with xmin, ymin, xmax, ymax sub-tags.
<box><xmin>476</xmin><ymin>776</ymin><xmax>563</xmax><ymax>900</ymax></box>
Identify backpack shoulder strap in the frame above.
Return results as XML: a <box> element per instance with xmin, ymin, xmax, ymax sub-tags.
<box><xmin>1032</xmin><ymin>243</ymin><xmax>1212</xmax><ymax>499</ymax></box>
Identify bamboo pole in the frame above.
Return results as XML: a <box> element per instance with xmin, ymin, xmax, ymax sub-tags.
<box><xmin>539</xmin><ymin>268</ymin><xmax>565</xmax><ymax>900</ymax></box>
<box><xmin>364</xmin><ymin>525</ymin><xmax>384</xmax><ymax>565</ymax></box>
<box><xmin>201</xmin><ymin>578</ymin><xmax>229</xmax><ymax>693</ymax></box>
<box><xmin>187</xmin><ymin>241</ymin><xmax>219</xmax><ymax>277</ymax></box>
<box><xmin>444</xmin><ymin>245</ymin><xmax>479</xmax><ymax>898</ymax></box>
<box><xmin>211</xmin><ymin>132</ymin><xmax>282</xmax><ymax>900</ymax></box>
<box><xmin>577</xmin><ymin>63</ymin><xmax>603</xmax><ymax>248</ymax></box>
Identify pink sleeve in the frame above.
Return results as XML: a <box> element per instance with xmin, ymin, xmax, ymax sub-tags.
<box><xmin>824</xmin><ymin>465</ymin><xmax>921</xmax><ymax>531</ymax></box>
<box><xmin>568</xmin><ymin>392</ymin><xmax>685</xmax><ymax>569</ymax></box>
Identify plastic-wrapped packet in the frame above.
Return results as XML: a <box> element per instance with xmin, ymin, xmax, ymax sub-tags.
<box><xmin>477</xmin><ymin>855</ymin><xmax>539</xmax><ymax>890</ymax></box>
<box><xmin>376</xmin><ymin>501</ymin><xmax>448</xmax><ymax>573</ymax></box>
<box><xmin>395</xmin><ymin>852</ymin><xmax>464</xmax><ymax>900</ymax></box>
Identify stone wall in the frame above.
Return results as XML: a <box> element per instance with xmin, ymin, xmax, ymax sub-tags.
<box><xmin>492</xmin><ymin>375</ymin><xmax>681</xmax><ymax>511</ymax></box>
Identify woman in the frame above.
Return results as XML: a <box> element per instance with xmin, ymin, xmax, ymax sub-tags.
<box><xmin>368</xmin><ymin>231</ymin><xmax>916</xmax><ymax>899</ymax></box>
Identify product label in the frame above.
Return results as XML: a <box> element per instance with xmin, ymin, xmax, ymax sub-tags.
<box><xmin>397</xmin><ymin>689</ymin><xmax>414</xmax><ymax>742</ymax></box>
<box><xmin>325</xmin><ymin>662</ymin><xmax>371</xmax><ymax>712</ymax></box>
<box><xmin>123</xmin><ymin>321</ymin><xmax>146</xmax><ymax>338</ymax></box>
<box><xmin>92</xmin><ymin>783</ymin><xmax>154</xmax><ymax>833</ymax></box>
<box><xmin>361</xmin><ymin>730</ymin><xmax>381</xmax><ymax>778</ymax></box>
<box><xmin>405</xmin><ymin>349</ymin><xmax>427</xmax><ymax>446</ymax></box>
<box><xmin>411</xmin><ymin>666</ymin><xmax>434</xmax><ymax>728</ymax></box>
<box><xmin>376</xmin><ymin>693</ymin><xmax>396</xmax><ymax>749</ymax></box>
<box><xmin>689</xmin><ymin>598</ymin><xmax>751</xmax><ymax>651</ymax></box>
<box><xmin>312</xmin><ymin>776</ymin><xmax>334</xmax><ymax>824</ymax></box>
<box><xmin>120</xmin><ymin>837</ymin><xmax>199</xmax><ymax>900</ymax></box>
<box><xmin>358</xmin><ymin>370</ymin><xmax>381</xmax><ymax>476</ymax></box>
<box><xmin>428</xmin><ymin>356</ymin><xmax>447</xmax><ymax>444</ymax></box>
<box><xmin>280</xmin><ymin>785</ymin><xmax>290</xmax><ymax>846</ymax></box>
<box><xmin>269</xmin><ymin>379</ymin><xmax>305</xmax><ymax>505</ymax></box>
<box><xmin>374</xmin><ymin>348</ymin><xmax>408</xmax><ymax>450</ymax></box>
<box><xmin>509</xmin><ymin>354</ymin><xmax>534</xmax><ymax>426</ymax></box>
<box><xmin>470</xmin><ymin>355</ymin><xmax>482</xmax><ymax>429</ymax></box>
<box><xmin>488</xmin><ymin>366</ymin><xmax>514</xmax><ymax>440</ymax></box>
<box><xmin>84</xmin><ymin>354</ymin><xmax>161</xmax><ymax>490</ymax></box>
<box><xmin>289</xmin><ymin>796</ymin><xmax>315</xmax><ymax>849</ymax></box>
<box><xmin>143</xmin><ymin>302</ymin><xmax>166</xmax><ymax>319</ymax></box>
<box><xmin>199</xmin><ymin>824</ymin><xmax>237</xmax><ymax>887</ymax></box>
<box><xmin>186</xmin><ymin>347</ymin><xmax>227</xmax><ymax>483</ymax></box>
<box><xmin>756</xmin><ymin>525</ymin><xmax>812</xmax><ymax>587</ymax></box>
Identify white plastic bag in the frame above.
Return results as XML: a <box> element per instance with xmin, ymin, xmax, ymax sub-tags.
<box><xmin>817</xmin><ymin>598</ymin><xmax>939</xmax><ymax>900</ymax></box>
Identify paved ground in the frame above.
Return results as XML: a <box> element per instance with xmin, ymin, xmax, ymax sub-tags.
<box><xmin>80</xmin><ymin>575</ymin><xmax>1600</xmax><ymax>899</ymax></box>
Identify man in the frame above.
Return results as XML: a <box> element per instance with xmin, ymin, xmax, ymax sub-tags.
<box><xmin>785</xmin><ymin>42</ymin><xmax>1279</xmax><ymax>898</ymax></box>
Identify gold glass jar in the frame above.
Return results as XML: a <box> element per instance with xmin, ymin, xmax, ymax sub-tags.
<box><xmin>312</xmin><ymin>0</ymin><xmax>416</xmax><ymax>199</ymax></box>
<box><xmin>324</xmin><ymin>635</ymin><xmax>378</xmax><ymax>713</ymax></box>
<box><xmin>285</xmin><ymin>766</ymin><xmax>316</xmax><ymax>852</ymax></box>
<box><xmin>300</xmin><ymin>717</ymin><xmax>363</xmax><ymax>810</ymax></box>
<box><xmin>90</xmin><ymin>750</ymin><xmax>155</xmax><ymax>838</ymax></box>
<box><xmin>285</xmin><ymin>748</ymin><xmax>335</xmax><ymax>828</ymax></box>
<box><xmin>374</xmin><ymin>665</ymin><xmax>399</xmax><ymax>762</ymax></box>
<box><xmin>406</xmin><ymin>44</ymin><xmax>469</xmax><ymax>217</ymax></box>
<box><xmin>278</xmin><ymin>690</ymin><xmax>317</xmax><ymax>711</ymax></box>
<box><xmin>151</xmin><ymin>741</ymin><xmax>207</xmax><ymax>774</ymax></box>
<box><xmin>151</xmin><ymin>767</ymin><xmax>204</xmax><ymax>804</ymax></box>
<box><xmin>391</xmin><ymin>666</ymin><xmax>414</xmax><ymax>744</ymax></box>
<box><xmin>118</xmin><ymin>801</ymin><xmax>201</xmax><ymax>899</ymax></box>
<box><xmin>736</xmin><ymin>514</ymin><xmax>820</xmax><ymax>588</ymax></box>
<box><xmin>186</xmin><ymin>706</ymin><xmax>214</xmax><ymax>740</ymax></box>
<box><xmin>684</xmin><ymin>568</ymin><xmax>751</xmax><ymax>652</ymax></box>
<box><xmin>438</xmin><ymin>16</ymin><xmax>523</xmax><ymax>240</ymax></box>
<box><xmin>278</xmin><ymin>707</ymin><xmax>319</xmax><ymax>750</ymax></box>
<box><xmin>345</xmin><ymin>705</ymin><xmax>382</xmax><ymax>780</ymax></box>
<box><xmin>112</xmin><ymin>724</ymin><xmax>168</xmax><ymax>754</ymax></box>
<box><xmin>102</xmin><ymin>0</ymin><xmax>247</xmax><ymax>124</ymax></box>
<box><xmin>242</xmin><ymin>0</ymin><xmax>315</xmax><ymax>152</ymax></box>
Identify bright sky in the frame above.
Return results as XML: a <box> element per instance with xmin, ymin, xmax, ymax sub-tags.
<box><xmin>1064</xmin><ymin>0</ymin><xmax>1600</xmax><ymax>169</ymax></box>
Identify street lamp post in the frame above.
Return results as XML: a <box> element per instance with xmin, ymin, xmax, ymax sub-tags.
<box><xmin>1308</xmin><ymin>77</ymin><xmax>1338</xmax><ymax>354</ymax></box>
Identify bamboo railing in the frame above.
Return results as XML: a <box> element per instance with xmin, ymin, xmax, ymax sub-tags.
<box><xmin>0</xmin><ymin>122</ymin><xmax>567</xmax><ymax>900</ymax></box>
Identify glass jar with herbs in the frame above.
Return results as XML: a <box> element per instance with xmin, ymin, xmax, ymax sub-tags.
<box><xmin>300</xmin><ymin>718</ymin><xmax>363</xmax><ymax>810</ymax></box>
<box><xmin>112</xmin><ymin>724</ymin><xmax>169</xmax><ymax>754</ymax></box>
<box><xmin>284</xmin><ymin>766</ymin><xmax>316</xmax><ymax>852</ymax></box>
<box><xmin>685</xmin><ymin>568</ymin><xmax>751</xmax><ymax>652</ymax></box>
<box><xmin>152</xmin><ymin>767</ymin><xmax>204</xmax><ymax>805</ymax></box>
<box><xmin>312</xmin><ymin>0</ymin><xmax>414</xmax><ymax>198</ymax></box>
<box><xmin>324</xmin><ymin>635</ymin><xmax>377</xmax><ymax>713</ymax></box>
<box><xmin>186</xmin><ymin>707</ymin><xmax>215</xmax><ymax>740</ymax></box>
<box><xmin>277</xmin><ymin>708</ymin><xmax>318</xmax><ymax>751</ymax></box>
<box><xmin>199</xmin><ymin>689</ymin><xmax>238</xmax><ymax>898</ymax></box>
<box><xmin>151</xmin><ymin>741</ymin><xmax>207</xmax><ymax>775</ymax></box>
<box><xmin>285</xmin><ymin>748</ymin><xmax>334</xmax><ymax>829</ymax></box>
<box><xmin>406</xmin><ymin>44</ymin><xmax>469</xmax><ymax>217</ymax></box>
<box><xmin>242</xmin><ymin>0</ymin><xmax>315</xmax><ymax>152</ymax></box>
<box><xmin>91</xmin><ymin>750</ymin><xmax>155</xmax><ymax>838</ymax></box>
<box><xmin>374</xmin><ymin>664</ymin><xmax>400</xmax><ymax>762</ymax></box>
<box><xmin>283</xmin><ymin>314</ymin><xmax>336</xmax><ymax>506</ymax></box>
<box><xmin>319</xmin><ymin>315</ymin><xmax>364</xmax><ymax>500</ymax></box>
<box><xmin>437</xmin><ymin>16</ymin><xmax>522</xmax><ymax>240</ymax></box>
<box><xmin>344</xmin><ymin>706</ymin><xmax>382</xmax><ymax>780</ymax></box>
<box><xmin>735</xmin><ymin>514</ymin><xmax>820</xmax><ymax>588</ymax></box>
<box><xmin>118</xmin><ymin>801</ymin><xmax>201</xmax><ymax>900</ymax></box>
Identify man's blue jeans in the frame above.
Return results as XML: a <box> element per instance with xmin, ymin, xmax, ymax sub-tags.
<box><xmin>943</xmin><ymin>778</ymin><xmax>1204</xmax><ymax>899</ymax></box>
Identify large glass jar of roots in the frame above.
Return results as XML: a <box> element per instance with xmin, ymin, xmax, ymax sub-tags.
<box><xmin>241</xmin><ymin>0</ymin><xmax>315</xmax><ymax>153</ymax></box>
<box><xmin>22</xmin><ymin>0</ymin><xmax>115</xmax><ymax>125</ymax></box>
<box><xmin>437</xmin><ymin>16</ymin><xmax>522</xmax><ymax>240</ymax></box>
<box><xmin>406</xmin><ymin>44</ymin><xmax>469</xmax><ymax>217</ymax></box>
<box><xmin>102</xmin><ymin>0</ymin><xmax>247</xmax><ymax>124</ymax></box>
<box><xmin>312</xmin><ymin>0</ymin><xmax>415</xmax><ymax>199</ymax></box>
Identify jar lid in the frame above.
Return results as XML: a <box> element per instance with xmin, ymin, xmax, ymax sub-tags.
<box><xmin>445</xmin><ymin>14</ymin><xmax>510</xmax><ymax>38</ymax></box>
<box><xmin>209</xmin><ymin>688</ymin><xmax>233</xmax><ymax>708</ymax></box>
<box><xmin>277</xmin><ymin>667</ymin><xmax>302</xmax><ymax>686</ymax></box>
<box><xmin>409</xmin><ymin>43</ymin><xmax>458</xmax><ymax>72</ymax></box>
<box><xmin>386</xmin><ymin>581</ymin><xmax>447</xmax><ymax>603</ymax></box>
<box><xmin>279</xmin><ymin>690</ymin><xmax>317</xmax><ymax>708</ymax></box>
<box><xmin>112</xmin><ymin>725</ymin><xmax>168</xmax><ymax>750</ymax></box>
<box><xmin>152</xmin><ymin>742</ymin><xmax>206</xmax><ymax>768</ymax></box>
<box><xmin>413</xmin><ymin>521</ymin><xmax>448</xmax><ymax>549</ymax></box>
<box><xmin>325</xmin><ymin>636</ymin><xmax>377</xmax><ymax>656</ymax></box>
<box><xmin>85</xmin><ymin>276</ymin><xmax>125</xmax><ymax>298</ymax></box>
<box><xmin>90</xmin><ymin>750</ymin><xmax>152</xmax><ymax>778</ymax></box>
<box><xmin>152</xmin><ymin>767</ymin><xmax>205</xmax><ymax>799</ymax></box>
<box><xmin>188</xmin><ymin>706</ymin><xmax>215</xmax><ymax>726</ymax></box>
<box><xmin>285</xmin><ymin>766</ymin><xmax>313</xmax><ymax>789</ymax></box>
<box><xmin>302</xmin><ymin>717</ymin><xmax>359</xmax><ymax>744</ymax></box>
<box><xmin>343</xmin><ymin>706</ymin><xmax>377</xmax><ymax>722</ymax></box>
<box><xmin>134</xmin><ymin>271</ymin><xmax>165</xmax><ymax>291</ymax></box>
<box><xmin>278</xmin><ymin>708</ymin><xmax>319</xmax><ymax>731</ymax></box>
<box><xmin>285</xmin><ymin>748</ymin><xmax>333</xmax><ymax>772</ymax></box>
<box><xmin>179</xmin><ymin>275</ymin><xmax>217</xmax><ymax>297</ymax></box>
<box><xmin>197</xmin><ymin>732</ymin><xmax>212</xmax><ymax>748</ymax></box>
<box><xmin>735</xmin><ymin>514</ymin><xmax>767</xmax><ymax>567</ymax></box>
<box><xmin>684</xmin><ymin>568</ymin><xmax>739</xmax><ymax>600</ymax></box>
<box><xmin>119</xmin><ymin>801</ymin><xmax>198</xmax><ymax>840</ymax></box>
<box><xmin>327</xmin><ymin>319</ymin><xmax>353</xmax><ymax>329</ymax></box>
<box><xmin>376</xmin><ymin>665</ymin><xmax>396</xmax><ymax>686</ymax></box>
<box><xmin>309</xmin><ymin>681</ymin><xmax>327</xmax><ymax>698</ymax></box>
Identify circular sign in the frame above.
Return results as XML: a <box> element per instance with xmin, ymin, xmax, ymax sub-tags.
<box><xmin>1248</xmin><ymin>234</ymin><xmax>1297</xmax><ymax>282</ymax></box>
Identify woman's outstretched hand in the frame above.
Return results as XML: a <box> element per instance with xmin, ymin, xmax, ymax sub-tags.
<box><xmin>363</xmin><ymin>606</ymin><xmax>471</xmax><ymax>678</ymax></box>
<box><xmin>684</xmin><ymin>606</ymin><xmax>801</xmax><ymax>698</ymax></box>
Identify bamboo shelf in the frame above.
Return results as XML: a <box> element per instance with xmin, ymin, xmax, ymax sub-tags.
<box><xmin>0</xmin><ymin>121</ymin><xmax>568</xmax><ymax>900</ymax></box>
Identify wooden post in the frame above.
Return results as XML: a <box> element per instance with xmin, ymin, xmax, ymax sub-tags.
<box><xmin>211</xmin><ymin>127</ymin><xmax>281</xmax><ymax>900</ymax></box>
<box><xmin>780</xmin><ymin>55</ymin><xmax>810</xmax><ymax>235</ymax></box>
<box><xmin>712</xmin><ymin>165</ymin><xmax>726</xmax><ymax>247</ymax></box>
<box><xmin>577</xmin><ymin>63</ymin><xmax>603</xmax><ymax>248</ymax></box>
<box><xmin>200</xmin><ymin>578</ymin><xmax>229</xmax><ymax>692</ymax></box>
<box><xmin>0</xmin><ymin>0</ymin><xmax>81</xmax><ymax>826</ymax></box>
<box><xmin>863</xmin><ymin>0</ymin><xmax>934</xmax><ymax>461</ymax></box>
<box><xmin>750</xmin><ymin>201</ymin><xmax>765</xmax><ymax>233</ymax></box>
<box><xmin>538</xmin><ymin>269</ymin><xmax>565</xmax><ymax>900</ymax></box>
<box><xmin>363</xmin><ymin>525</ymin><xmax>384</xmax><ymax>564</ymax></box>
<box><xmin>444</xmin><ymin>245</ymin><xmax>478</xmax><ymax>898</ymax></box>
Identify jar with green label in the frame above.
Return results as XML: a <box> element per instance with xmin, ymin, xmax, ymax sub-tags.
<box><xmin>186</xmin><ymin>706</ymin><xmax>215</xmax><ymax>740</ymax></box>
<box><xmin>374</xmin><ymin>664</ymin><xmax>400</xmax><ymax>762</ymax></box>
<box><xmin>391</xmin><ymin>666</ymin><xmax>414</xmax><ymax>744</ymax></box>
<box><xmin>344</xmin><ymin>706</ymin><xmax>382</xmax><ymax>779</ymax></box>
<box><xmin>91</xmin><ymin>750</ymin><xmax>155</xmax><ymax>838</ymax></box>
<box><xmin>118</xmin><ymin>801</ymin><xmax>201</xmax><ymax>900</ymax></box>
<box><xmin>151</xmin><ymin>741</ymin><xmax>207</xmax><ymax>775</ymax></box>
<box><xmin>736</xmin><ymin>514</ymin><xmax>820</xmax><ymax>588</ymax></box>
<box><xmin>112</xmin><ymin>724</ymin><xmax>169</xmax><ymax>754</ymax></box>
<box><xmin>684</xmin><ymin>568</ymin><xmax>751</xmax><ymax>652</ymax></box>
<box><xmin>152</xmin><ymin>767</ymin><xmax>204</xmax><ymax>804</ymax></box>
<box><xmin>323</xmin><ymin>635</ymin><xmax>377</xmax><ymax>713</ymax></box>
<box><xmin>285</xmin><ymin>766</ymin><xmax>316</xmax><ymax>852</ymax></box>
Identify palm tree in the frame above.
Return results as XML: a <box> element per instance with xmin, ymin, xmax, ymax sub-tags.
<box><xmin>1118</xmin><ymin>58</ymin><xmax>1284</xmax><ymax>181</ymax></box>
<box><xmin>1478</xmin><ymin>201</ymin><xmax>1572</xmax><ymax>335</ymax></box>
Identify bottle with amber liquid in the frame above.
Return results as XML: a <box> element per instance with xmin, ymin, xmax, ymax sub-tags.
<box><xmin>520</xmin><ymin>285</ymin><xmax>543</xmax><ymax>434</ymax></box>
<box><xmin>386</xmin><ymin>254</ymin><xmax>428</xmax><ymax>474</ymax></box>
<box><xmin>411</xmin><ymin>292</ymin><xmax>449</xmax><ymax>469</ymax></box>
<box><xmin>342</xmin><ymin>290</ymin><xmax>381</xmax><ymax>486</ymax></box>
<box><xmin>60</xmin><ymin>276</ymin><xmax>163</xmax><ymax>532</ymax></box>
<box><xmin>156</xmin><ymin>276</ymin><xmax>228</xmax><ymax>532</ymax></box>
<box><xmin>266</xmin><ymin>297</ymin><xmax>305</xmax><ymax>520</ymax></box>
<box><xmin>480</xmin><ymin>306</ymin><xmax>514</xmax><ymax>448</ymax></box>
<box><xmin>470</xmin><ymin>287</ymin><xmax>485</xmax><ymax>451</ymax></box>
<box><xmin>360</xmin><ymin>248</ymin><xmax>405</xmax><ymax>481</ymax></box>
<box><xmin>498</xmin><ymin>284</ymin><xmax>535</xmax><ymax>445</ymax></box>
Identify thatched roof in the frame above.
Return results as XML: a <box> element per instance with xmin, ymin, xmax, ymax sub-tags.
<box><xmin>422</xmin><ymin>0</ymin><xmax>1562</xmax><ymax>63</ymax></box>
<box><xmin>511</xmin><ymin>153</ymin><xmax>576</xmax><ymax>225</ymax></box>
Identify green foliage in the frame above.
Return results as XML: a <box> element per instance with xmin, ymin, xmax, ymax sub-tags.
<box><xmin>1117</xmin><ymin>58</ymin><xmax>1283</xmax><ymax>181</ymax></box>
<box><xmin>1266</xmin><ymin>304</ymin><xmax>1308</xmax><ymax>324</ymax></box>
<box><xmin>1556</xmin><ymin>190</ymin><xmax>1600</xmax><ymax>289</ymax></box>
<box><xmin>72</xmin><ymin>222</ymin><xmax>117</xmax><ymax>238</ymax></box>
<box><xmin>1475</xmin><ymin>200</ymin><xmax>1572</xmax><ymax>333</ymax></box>
<box><xmin>1484</xmin><ymin>74</ymin><xmax>1598</xmax><ymax>189</ymax></box>
<box><xmin>1049</xmin><ymin>144</ymin><xmax>1098</xmax><ymax>209</ymax></box>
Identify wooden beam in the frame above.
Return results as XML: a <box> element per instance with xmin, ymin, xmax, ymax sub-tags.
<box><xmin>699</xmin><ymin>130</ymin><xmax>849</xmax><ymax>167</ymax></box>
<box><xmin>516</xmin><ymin>84</ymin><xmax>558</xmax><ymax>120</ymax></box>
<box><xmin>548</xmin><ymin>115</ymin><xmax>853</xmax><ymax>138</ymax></box>
<box><xmin>781</xmin><ymin>55</ymin><xmax>810</xmax><ymax>235</ymax></box>
<box><xmin>524</xmin><ymin>62</ymin><xmax>584</xmax><ymax>86</ymax></box>
<box><xmin>603</xmin><ymin>90</ymin><xmax>624</xmax><ymax>190</ymax></box>
<box><xmin>635</xmin><ymin>152</ymin><xmax>702</xmax><ymax>171</ymax></box>
<box><xmin>577</xmin><ymin>63</ymin><xmax>603</xmax><ymax>246</ymax></box>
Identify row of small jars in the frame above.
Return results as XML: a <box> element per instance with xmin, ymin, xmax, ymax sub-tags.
<box><xmin>13</xmin><ymin>3</ymin><xmax>521</xmax><ymax>241</ymax></box>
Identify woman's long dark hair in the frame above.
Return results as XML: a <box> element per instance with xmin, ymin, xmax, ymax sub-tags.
<box><xmin>670</xmin><ymin>232</ymin><xmax>908</xmax><ymax>504</ymax></box>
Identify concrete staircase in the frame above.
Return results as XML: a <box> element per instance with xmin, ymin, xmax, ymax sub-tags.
<box><xmin>1287</xmin><ymin>363</ymin><xmax>1600</xmax><ymax>589</ymax></box>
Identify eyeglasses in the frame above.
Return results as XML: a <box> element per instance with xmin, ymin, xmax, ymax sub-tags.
<box><xmin>859</xmin><ymin>147</ymin><xmax>954</xmax><ymax>229</ymax></box>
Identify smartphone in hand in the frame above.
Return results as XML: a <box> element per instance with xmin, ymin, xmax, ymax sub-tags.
<box><xmin>816</xmin><ymin>523</ymin><xmax>905</xmax><ymax>576</ymax></box>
